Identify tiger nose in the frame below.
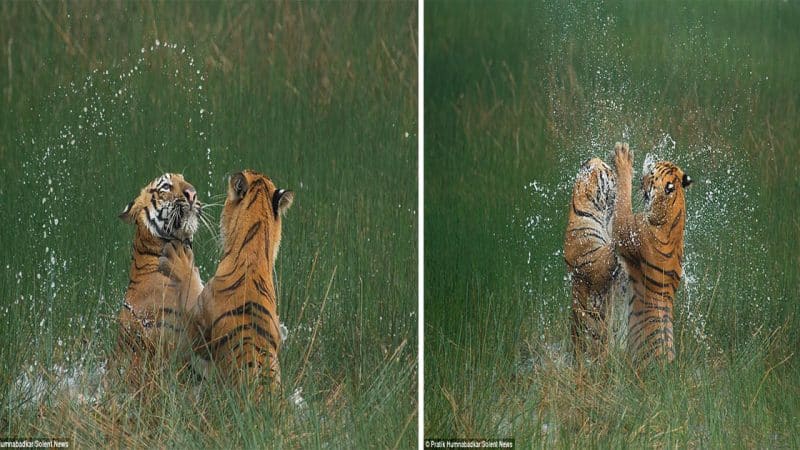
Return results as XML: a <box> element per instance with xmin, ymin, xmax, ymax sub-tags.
<box><xmin>184</xmin><ymin>188</ymin><xmax>197</xmax><ymax>204</ymax></box>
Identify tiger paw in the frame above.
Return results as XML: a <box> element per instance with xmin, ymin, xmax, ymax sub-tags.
<box><xmin>614</xmin><ymin>142</ymin><xmax>633</xmax><ymax>175</ymax></box>
<box><xmin>158</xmin><ymin>240</ymin><xmax>195</xmax><ymax>282</ymax></box>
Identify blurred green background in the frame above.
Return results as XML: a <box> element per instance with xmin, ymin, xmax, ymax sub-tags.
<box><xmin>426</xmin><ymin>1</ymin><xmax>799</xmax><ymax>446</ymax></box>
<box><xmin>0</xmin><ymin>1</ymin><xmax>416</xmax><ymax>447</ymax></box>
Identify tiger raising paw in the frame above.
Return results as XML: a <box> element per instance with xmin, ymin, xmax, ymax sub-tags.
<box><xmin>115</xmin><ymin>173</ymin><xmax>205</xmax><ymax>384</ymax></box>
<box><xmin>613</xmin><ymin>142</ymin><xmax>692</xmax><ymax>365</ymax></box>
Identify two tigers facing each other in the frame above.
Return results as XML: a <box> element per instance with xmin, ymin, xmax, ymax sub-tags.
<box><xmin>159</xmin><ymin>170</ymin><xmax>294</xmax><ymax>395</ymax></box>
<box><xmin>564</xmin><ymin>142</ymin><xmax>692</xmax><ymax>366</ymax></box>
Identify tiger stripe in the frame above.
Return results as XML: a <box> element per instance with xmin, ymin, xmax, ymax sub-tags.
<box><xmin>564</xmin><ymin>157</ymin><xmax>622</xmax><ymax>358</ymax></box>
<box><xmin>113</xmin><ymin>173</ymin><xmax>204</xmax><ymax>389</ymax></box>
<box><xmin>189</xmin><ymin>170</ymin><xmax>294</xmax><ymax>396</ymax></box>
<box><xmin>613</xmin><ymin>142</ymin><xmax>691</xmax><ymax>366</ymax></box>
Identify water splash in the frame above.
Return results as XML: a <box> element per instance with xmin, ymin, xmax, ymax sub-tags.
<box><xmin>10</xmin><ymin>41</ymin><xmax>219</xmax><ymax>407</ymax></box>
<box><xmin>515</xmin><ymin>4</ymin><xmax>769</xmax><ymax>353</ymax></box>
<box><xmin>11</xmin><ymin>361</ymin><xmax>106</xmax><ymax>407</ymax></box>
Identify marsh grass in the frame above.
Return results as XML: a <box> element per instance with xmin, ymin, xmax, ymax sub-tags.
<box><xmin>0</xmin><ymin>1</ymin><xmax>416</xmax><ymax>447</ymax></box>
<box><xmin>425</xmin><ymin>1</ymin><xmax>800</xmax><ymax>446</ymax></box>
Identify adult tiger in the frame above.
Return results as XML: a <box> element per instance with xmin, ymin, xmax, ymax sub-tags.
<box><xmin>564</xmin><ymin>157</ymin><xmax>624</xmax><ymax>357</ymax></box>
<box><xmin>613</xmin><ymin>142</ymin><xmax>691</xmax><ymax>365</ymax></box>
<box><xmin>115</xmin><ymin>173</ymin><xmax>204</xmax><ymax>381</ymax></box>
<box><xmin>160</xmin><ymin>170</ymin><xmax>293</xmax><ymax>394</ymax></box>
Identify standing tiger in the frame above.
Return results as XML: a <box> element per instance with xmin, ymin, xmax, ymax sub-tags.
<box><xmin>160</xmin><ymin>170</ymin><xmax>293</xmax><ymax>394</ymax></box>
<box><xmin>564</xmin><ymin>157</ymin><xmax>624</xmax><ymax>357</ymax></box>
<box><xmin>115</xmin><ymin>173</ymin><xmax>204</xmax><ymax>383</ymax></box>
<box><xmin>613</xmin><ymin>142</ymin><xmax>691</xmax><ymax>365</ymax></box>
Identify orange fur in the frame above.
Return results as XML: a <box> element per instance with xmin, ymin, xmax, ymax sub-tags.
<box><xmin>161</xmin><ymin>170</ymin><xmax>293</xmax><ymax>394</ymax></box>
<box><xmin>564</xmin><ymin>158</ymin><xmax>620</xmax><ymax>357</ymax></box>
<box><xmin>613</xmin><ymin>142</ymin><xmax>691</xmax><ymax>365</ymax></box>
<box><xmin>114</xmin><ymin>173</ymin><xmax>204</xmax><ymax>384</ymax></box>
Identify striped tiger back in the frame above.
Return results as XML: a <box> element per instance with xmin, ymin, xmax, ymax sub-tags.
<box><xmin>195</xmin><ymin>170</ymin><xmax>294</xmax><ymax>393</ymax></box>
<box><xmin>564</xmin><ymin>157</ymin><xmax>621</xmax><ymax>357</ymax></box>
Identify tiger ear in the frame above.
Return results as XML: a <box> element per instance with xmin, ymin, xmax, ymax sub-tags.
<box><xmin>682</xmin><ymin>173</ymin><xmax>693</xmax><ymax>188</ymax></box>
<box><xmin>229</xmin><ymin>172</ymin><xmax>249</xmax><ymax>201</ymax></box>
<box><xmin>118</xmin><ymin>201</ymin><xmax>136</xmax><ymax>223</ymax></box>
<box><xmin>272</xmin><ymin>189</ymin><xmax>294</xmax><ymax>217</ymax></box>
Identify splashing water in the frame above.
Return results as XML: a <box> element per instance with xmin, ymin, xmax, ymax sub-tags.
<box><xmin>10</xmin><ymin>41</ymin><xmax>219</xmax><ymax>406</ymax></box>
<box><xmin>514</xmin><ymin>4</ymin><xmax>769</xmax><ymax>356</ymax></box>
<box><xmin>516</xmin><ymin>137</ymin><xmax>766</xmax><ymax>353</ymax></box>
<box><xmin>11</xmin><ymin>361</ymin><xmax>106</xmax><ymax>408</ymax></box>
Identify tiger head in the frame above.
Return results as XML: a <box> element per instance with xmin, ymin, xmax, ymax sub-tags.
<box><xmin>221</xmin><ymin>170</ymin><xmax>294</xmax><ymax>264</ymax></box>
<box><xmin>119</xmin><ymin>173</ymin><xmax>202</xmax><ymax>242</ymax></box>
<box><xmin>641</xmin><ymin>161</ymin><xmax>692</xmax><ymax>226</ymax></box>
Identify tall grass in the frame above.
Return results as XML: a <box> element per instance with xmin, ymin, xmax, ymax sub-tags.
<box><xmin>425</xmin><ymin>1</ymin><xmax>799</xmax><ymax>446</ymax></box>
<box><xmin>0</xmin><ymin>1</ymin><xmax>417</xmax><ymax>447</ymax></box>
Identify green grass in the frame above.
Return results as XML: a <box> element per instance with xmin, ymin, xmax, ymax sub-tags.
<box><xmin>0</xmin><ymin>2</ymin><xmax>416</xmax><ymax>448</ymax></box>
<box><xmin>425</xmin><ymin>1</ymin><xmax>799</xmax><ymax>446</ymax></box>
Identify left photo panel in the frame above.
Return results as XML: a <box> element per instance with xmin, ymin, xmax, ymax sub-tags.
<box><xmin>0</xmin><ymin>2</ymin><xmax>417</xmax><ymax>447</ymax></box>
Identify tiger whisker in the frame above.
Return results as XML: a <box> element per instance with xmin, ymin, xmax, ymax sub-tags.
<box><xmin>199</xmin><ymin>214</ymin><xmax>220</xmax><ymax>241</ymax></box>
<box><xmin>163</xmin><ymin>208</ymin><xmax>175</xmax><ymax>234</ymax></box>
<box><xmin>167</xmin><ymin>208</ymin><xmax>181</xmax><ymax>236</ymax></box>
<box><xmin>198</xmin><ymin>213</ymin><xmax>223</xmax><ymax>250</ymax></box>
<box><xmin>198</xmin><ymin>212</ymin><xmax>214</xmax><ymax>229</ymax></box>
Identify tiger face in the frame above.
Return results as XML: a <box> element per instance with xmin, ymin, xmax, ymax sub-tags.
<box><xmin>641</xmin><ymin>162</ymin><xmax>692</xmax><ymax>226</ymax></box>
<box><xmin>221</xmin><ymin>170</ymin><xmax>294</xmax><ymax>263</ymax></box>
<box><xmin>119</xmin><ymin>173</ymin><xmax>202</xmax><ymax>242</ymax></box>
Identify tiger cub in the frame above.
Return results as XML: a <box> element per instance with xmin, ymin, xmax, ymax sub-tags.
<box><xmin>115</xmin><ymin>173</ymin><xmax>204</xmax><ymax>381</ymax></box>
<box><xmin>160</xmin><ymin>170</ymin><xmax>293</xmax><ymax>394</ymax></box>
<box><xmin>613</xmin><ymin>142</ymin><xmax>691</xmax><ymax>365</ymax></box>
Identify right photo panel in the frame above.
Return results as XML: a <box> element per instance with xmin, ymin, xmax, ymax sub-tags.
<box><xmin>425</xmin><ymin>1</ymin><xmax>800</xmax><ymax>446</ymax></box>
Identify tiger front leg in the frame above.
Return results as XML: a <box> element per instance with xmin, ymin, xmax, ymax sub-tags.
<box><xmin>188</xmin><ymin>282</ymin><xmax>215</xmax><ymax>359</ymax></box>
<box><xmin>269</xmin><ymin>355</ymin><xmax>282</xmax><ymax>393</ymax></box>
<box><xmin>158</xmin><ymin>240</ymin><xmax>202</xmax><ymax>311</ymax></box>
<box><xmin>612</xmin><ymin>142</ymin><xmax>640</xmax><ymax>261</ymax></box>
<box><xmin>158</xmin><ymin>240</ymin><xmax>194</xmax><ymax>281</ymax></box>
<box><xmin>613</xmin><ymin>142</ymin><xmax>633</xmax><ymax>210</ymax></box>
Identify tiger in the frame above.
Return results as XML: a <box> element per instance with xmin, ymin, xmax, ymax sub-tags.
<box><xmin>115</xmin><ymin>173</ymin><xmax>204</xmax><ymax>383</ymax></box>
<box><xmin>159</xmin><ymin>170</ymin><xmax>293</xmax><ymax>394</ymax></box>
<box><xmin>564</xmin><ymin>157</ymin><xmax>625</xmax><ymax>357</ymax></box>
<box><xmin>612</xmin><ymin>142</ymin><xmax>691</xmax><ymax>365</ymax></box>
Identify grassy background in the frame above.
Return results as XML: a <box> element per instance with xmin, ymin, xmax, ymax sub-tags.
<box><xmin>425</xmin><ymin>1</ymin><xmax>799</xmax><ymax>447</ymax></box>
<box><xmin>0</xmin><ymin>1</ymin><xmax>416</xmax><ymax>448</ymax></box>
